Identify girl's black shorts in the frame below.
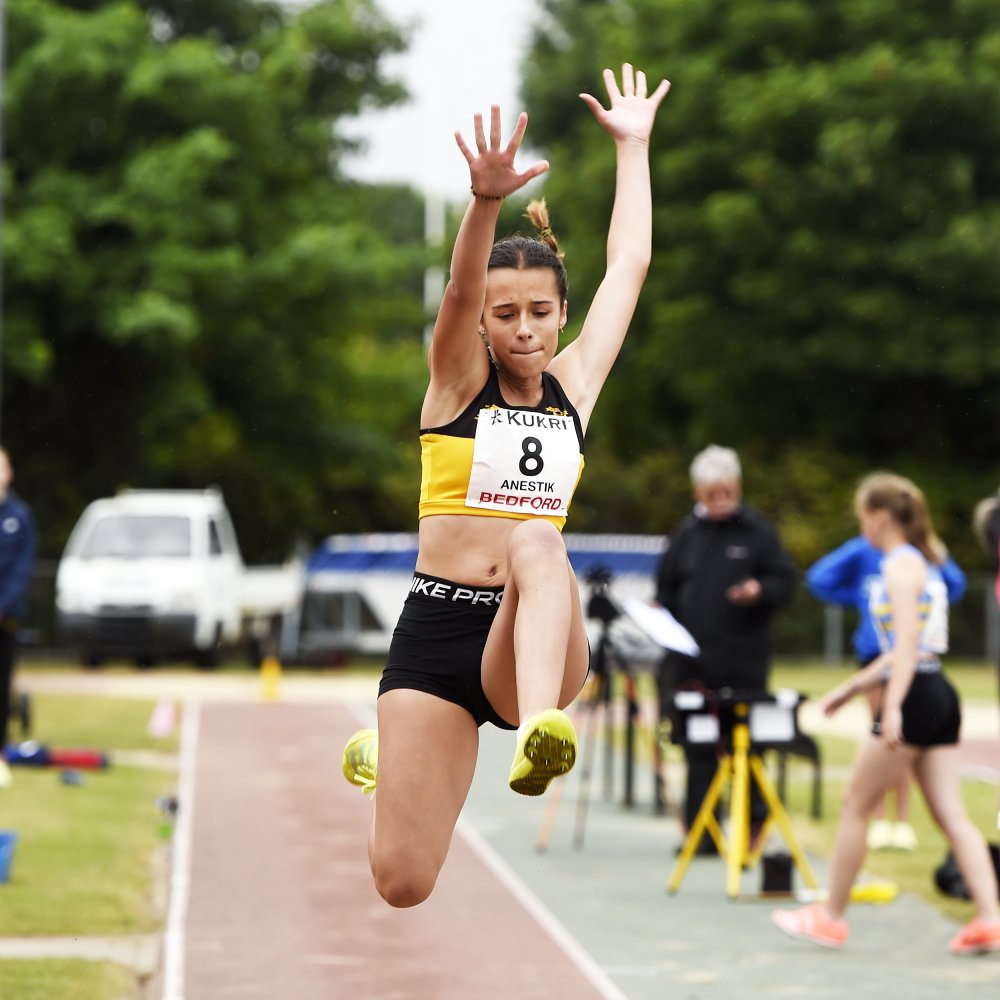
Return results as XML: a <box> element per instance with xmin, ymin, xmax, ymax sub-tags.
<box><xmin>872</xmin><ymin>668</ymin><xmax>962</xmax><ymax>748</ymax></box>
<box><xmin>378</xmin><ymin>573</ymin><xmax>515</xmax><ymax>730</ymax></box>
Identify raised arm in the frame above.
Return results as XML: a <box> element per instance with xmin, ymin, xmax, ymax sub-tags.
<box><xmin>422</xmin><ymin>108</ymin><xmax>548</xmax><ymax>425</ymax></box>
<box><xmin>549</xmin><ymin>64</ymin><xmax>670</xmax><ymax>428</ymax></box>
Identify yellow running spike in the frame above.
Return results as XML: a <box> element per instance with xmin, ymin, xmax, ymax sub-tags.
<box><xmin>509</xmin><ymin>709</ymin><xmax>577</xmax><ymax>796</ymax></box>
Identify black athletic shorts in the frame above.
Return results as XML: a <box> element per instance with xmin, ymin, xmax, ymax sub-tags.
<box><xmin>378</xmin><ymin>573</ymin><xmax>516</xmax><ymax>730</ymax></box>
<box><xmin>872</xmin><ymin>668</ymin><xmax>962</xmax><ymax>748</ymax></box>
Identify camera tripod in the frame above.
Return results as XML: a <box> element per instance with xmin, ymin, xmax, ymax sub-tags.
<box><xmin>667</xmin><ymin>692</ymin><xmax>818</xmax><ymax>899</ymax></box>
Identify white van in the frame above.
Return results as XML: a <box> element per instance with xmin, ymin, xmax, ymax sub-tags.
<box><xmin>55</xmin><ymin>489</ymin><xmax>302</xmax><ymax>666</ymax></box>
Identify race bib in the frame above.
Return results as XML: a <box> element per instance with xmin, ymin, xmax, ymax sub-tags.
<box><xmin>465</xmin><ymin>406</ymin><xmax>581</xmax><ymax>517</ymax></box>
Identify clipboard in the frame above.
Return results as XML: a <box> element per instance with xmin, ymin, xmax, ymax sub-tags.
<box><xmin>620</xmin><ymin>598</ymin><xmax>700</xmax><ymax>656</ymax></box>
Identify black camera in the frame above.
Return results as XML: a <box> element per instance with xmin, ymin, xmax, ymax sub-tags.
<box><xmin>584</xmin><ymin>564</ymin><xmax>619</xmax><ymax>624</ymax></box>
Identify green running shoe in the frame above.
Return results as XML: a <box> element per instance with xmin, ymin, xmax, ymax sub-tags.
<box><xmin>508</xmin><ymin>709</ymin><xmax>577</xmax><ymax>796</ymax></box>
<box><xmin>342</xmin><ymin>728</ymin><xmax>378</xmax><ymax>795</ymax></box>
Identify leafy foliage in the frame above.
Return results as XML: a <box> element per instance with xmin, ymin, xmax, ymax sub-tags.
<box><xmin>4</xmin><ymin>0</ymin><xmax>426</xmax><ymax>558</ymax></box>
<box><xmin>7</xmin><ymin>0</ymin><xmax>1000</xmax><ymax>578</ymax></box>
<box><xmin>522</xmin><ymin>0</ymin><xmax>1000</xmax><ymax>567</ymax></box>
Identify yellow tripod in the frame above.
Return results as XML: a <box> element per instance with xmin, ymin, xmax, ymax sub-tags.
<box><xmin>667</xmin><ymin>702</ymin><xmax>818</xmax><ymax>899</ymax></box>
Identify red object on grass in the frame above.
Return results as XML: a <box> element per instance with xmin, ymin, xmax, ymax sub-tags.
<box><xmin>45</xmin><ymin>748</ymin><xmax>109</xmax><ymax>769</ymax></box>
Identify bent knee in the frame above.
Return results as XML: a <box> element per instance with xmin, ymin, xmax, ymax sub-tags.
<box><xmin>374</xmin><ymin>870</ymin><xmax>436</xmax><ymax>909</ymax></box>
<box><xmin>508</xmin><ymin>519</ymin><xmax>565</xmax><ymax>559</ymax></box>
<box><xmin>372</xmin><ymin>856</ymin><xmax>439</xmax><ymax>908</ymax></box>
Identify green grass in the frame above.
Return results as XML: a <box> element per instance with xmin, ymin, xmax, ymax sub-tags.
<box><xmin>773</xmin><ymin>657</ymin><xmax>1000</xmax><ymax>703</ymax></box>
<box><xmin>0</xmin><ymin>692</ymin><xmax>178</xmax><ymax>1000</ymax></box>
<box><xmin>13</xmin><ymin>690</ymin><xmax>181</xmax><ymax>754</ymax></box>
<box><xmin>0</xmin><ymin>960</ymin><xmax>134</xmax><ymax>1000</ymax></box>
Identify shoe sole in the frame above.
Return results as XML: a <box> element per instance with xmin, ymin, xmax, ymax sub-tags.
<box><xmin>509</xmin><ymin>724</ymin><xmax>576</xmax><ymax>797</ymax></box>
<box><xmin>771</xmin><ymin>915</ymin><xmax>846</xmax><ymax>950</ymax></box>
<box><xmin>951</xmin><ymin>940</ymin><xmax>1000</xmax><ymax>956</ymax></box>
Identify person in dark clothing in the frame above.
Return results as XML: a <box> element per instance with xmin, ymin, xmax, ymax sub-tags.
<box><xmin>972</xmin><ymin>489</ymin><xmax>1000</xmax><ymax>837</ymax></box>
<box><xmin>655</xmin><ymin>445</ymin><xmax>796</xmax><ymax>851</ymax></box>
<box><xmin>0</xmin><ymin>446</ymin><xmax>36</xmax><ymax>788</ymax></box>
<box><xmin>973</xmin><ymin>490</ymin><xmax>1000</xmax><ymax>709</ymax></box>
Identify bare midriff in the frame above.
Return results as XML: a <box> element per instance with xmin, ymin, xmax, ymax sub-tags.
<box><xmin>415</xmin><ymin>514</ymin><xmax>526</xmax><ymax>586</ymax></box>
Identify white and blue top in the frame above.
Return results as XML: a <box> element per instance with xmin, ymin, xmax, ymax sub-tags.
<box><xmin>869</xmin><ymin>543</ymin><xmax>949</xmax><ymax>671</ymax></box>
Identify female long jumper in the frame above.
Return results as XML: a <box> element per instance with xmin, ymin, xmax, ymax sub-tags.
<box><xmin>343</xmin><ymin>64</ymin><xmax>670</xmax><ymax>908</ymax></box>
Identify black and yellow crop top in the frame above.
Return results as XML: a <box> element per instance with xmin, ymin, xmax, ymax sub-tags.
<box><xmin>419</xmin><ymin>366</ymin><xmax>586</xmax><ymax>530</ymax></box>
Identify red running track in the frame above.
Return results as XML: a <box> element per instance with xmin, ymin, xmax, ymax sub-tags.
<box><xmin>177</xmin><ymin>701</ymin><xmax>615</xmax><ymax>1000</ymax></box>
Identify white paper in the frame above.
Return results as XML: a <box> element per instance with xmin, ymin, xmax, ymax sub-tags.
<box><xmin>687</xmin><ymin>714</ymin><xmax>720</xmax><ymax>744</ymax></box>
<box><xmin>749</xmin><ymin>703</ymin><xmax>796</xmax><ymax>744</ymax></box>
<box><xmin>674</xmin><ymin>690</ymin><xmax>706</xmax><ymax>711</ymax></box>
<box><xmin>621</xmin><ymin>599</ymin><xmax>700</xmax><ymax>656</ymax></box>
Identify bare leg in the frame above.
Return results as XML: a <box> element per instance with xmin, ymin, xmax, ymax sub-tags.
<box><xmin>826</xmin><ymin>736</ymin><xmax>918</xmax><ymax>917</ymax></box>
<box><xmin>892</xmin><ymin>768</ymin><xmax>912</xmax><ymax>822</ymax></box>
<box><xmin>863</xmin><ymin>685</ymin><xmax>914</xmax><ymax>827</ymax></box>
<box><xmin>864</xmin><ymin>686</ymin><xmax>890</xmax><ymax>821</ymax></box>
<box><xmin>370</xmin><ymin>689</ymin><xmax>479</xmax><ymax>907</ymax></box>
<box><xmin>481</xmin><ymin>519</ymin><xmax>590</xmax><ymax>725</ymax></box>
<box><xmin>914</xmin><ymin>746</ymin><xmax>1000</xmax><ymax>923</ymax></box>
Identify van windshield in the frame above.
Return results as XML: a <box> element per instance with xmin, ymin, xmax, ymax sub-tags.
<box><xmin>79</xmin><ymin>515</ymin><xmax>192</xmax><ymax>559</ymax></box>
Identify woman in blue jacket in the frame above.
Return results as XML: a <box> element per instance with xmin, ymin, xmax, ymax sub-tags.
<box><xmin>807</xmin><ymin>536</ymin><xmax>966</xmax><ymax>851</ymax></box>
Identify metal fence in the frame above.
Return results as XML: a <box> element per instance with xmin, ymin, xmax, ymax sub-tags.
<box><xmin>17</xmin><ymin>559</ymin><xmax>1000</xmax><ymax>666</ymax></box>
<box><xmin>772</xmin><ymin>571</ymin><xmax>999</xmax><ymax>663</ymax></box>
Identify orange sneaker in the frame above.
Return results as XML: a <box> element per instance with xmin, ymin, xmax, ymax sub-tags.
<box><xmin>949</xmin><ymin>916</ymin><xmax>1000</xmax><ymax>956</ymax></box>
<box><xmin>772</xmin><ymin>903</ymin><xmax>849</xmax><ymax>949</ymax></box>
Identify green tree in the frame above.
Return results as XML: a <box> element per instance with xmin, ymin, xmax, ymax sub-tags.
<box><xmin>522</xmin><ymin>0</ymin><xmax>1000</xmax><ymax>567</ymax></box>
<box><xmin>3</xmin><ymin>0</ymin><xmax>427</xmax><ymax>559</ymax></box>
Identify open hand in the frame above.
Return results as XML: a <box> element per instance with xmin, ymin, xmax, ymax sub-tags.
<box><xmin>579</xmin><ymin>63</ymin><xmax>671</xmax><ymax>144</ymax></box>
<box><xmin>454</xmin><ymin>105</ymin><xmax>549</xmax><ymax>199</ymax></box>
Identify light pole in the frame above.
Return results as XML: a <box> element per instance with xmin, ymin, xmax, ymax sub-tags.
<box><xmin>423</xmin><ymin>190</ymin><xmax>445</xmax><ymax>348</ymax></box>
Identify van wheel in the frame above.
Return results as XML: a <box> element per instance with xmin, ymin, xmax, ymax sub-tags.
<box><xmin>247</xmin><ymin>635</ymin><xmax>263</xmax><ymax>669</ymax></box>
<box><xmin>81</xmin><ymin>650</ymin><xmax>104</xmax><ymax>669</ymax></box>
<box><xmin>195</xmin><ymin>625</ymin><xmax>223</xmax><ymax>670</ymax></box>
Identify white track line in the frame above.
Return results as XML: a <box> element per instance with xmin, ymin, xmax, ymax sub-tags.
<box><xmin>456</xmin><ymin>816</ymin><xmax>630</xmax><ymax>1000</ymax></box>
<box><xmin>162</xmin><ymin>699</ymin><xmax>201</xmax><ymax>1000</ymax></box>
<box><xmin>349</xmin><ymin>700</ymin><xmax>627</xmax><ymax>999</ymax></box>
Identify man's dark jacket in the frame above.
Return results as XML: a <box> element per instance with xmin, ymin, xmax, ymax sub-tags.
<box><xmin>654</xmin><ymin>505</ymin><xmax>797</xmax><ymax>691</ymax></box>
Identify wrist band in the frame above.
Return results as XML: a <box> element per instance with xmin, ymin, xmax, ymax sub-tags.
<box><xmin>471</xmin><ymin>187</ymin><xmax>504</xmax><ymax>201</ymax></box>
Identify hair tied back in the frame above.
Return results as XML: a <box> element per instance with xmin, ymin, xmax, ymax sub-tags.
<box><xmin>525</xmin><ymin>198</ymin><xmax>563</xmax><ymax>259</ymax></box>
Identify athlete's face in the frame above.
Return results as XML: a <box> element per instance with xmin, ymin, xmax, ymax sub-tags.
<box><xmin>694</xmin><ymin>479</ymin><xmax>742</xmax><ymax>521</ymax></box>
<box><xmin>481</xmin><ymin>268</ymin><xmax>567</xmax><ymax>375</ymax></box>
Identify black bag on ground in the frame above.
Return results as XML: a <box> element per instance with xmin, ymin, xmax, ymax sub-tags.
<box><xmin>934</xmin><ymin>844</ymin><xmax>1000</xmax><ymax>901</ymax></box>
